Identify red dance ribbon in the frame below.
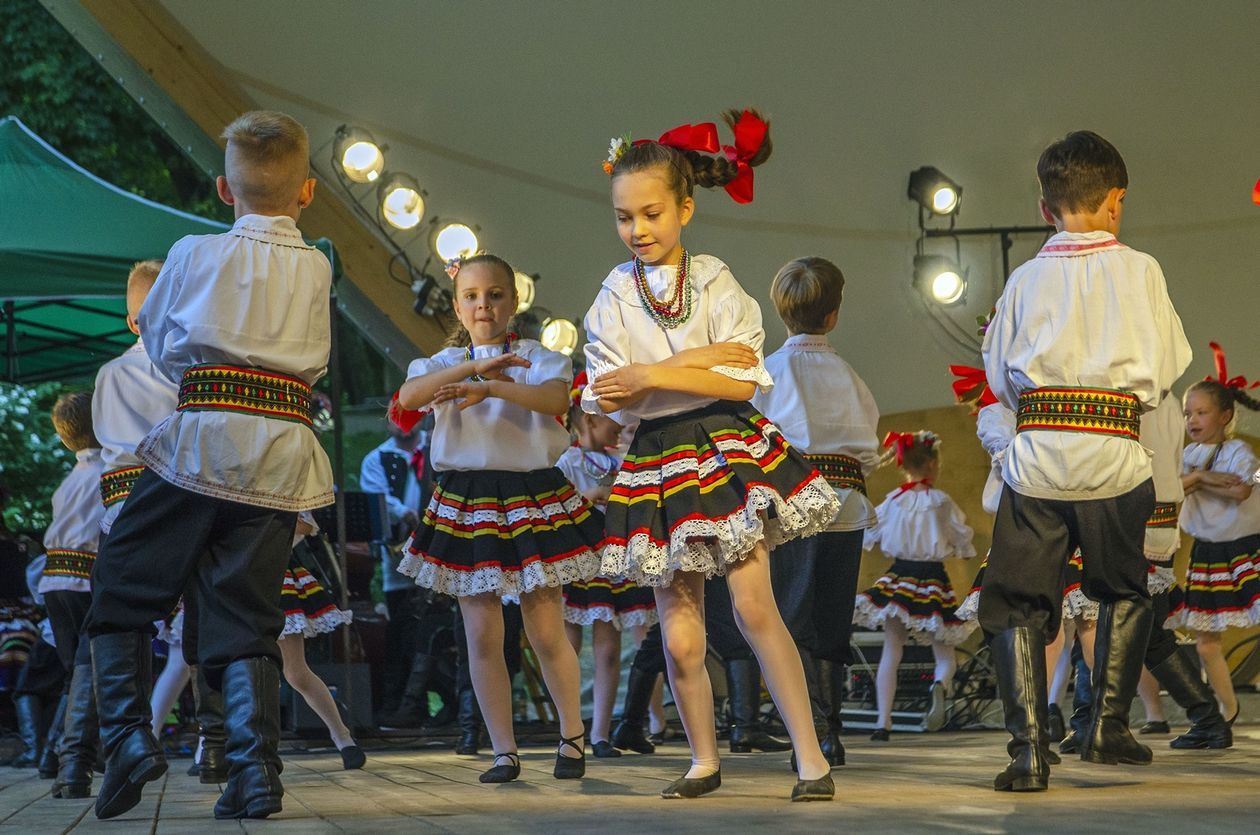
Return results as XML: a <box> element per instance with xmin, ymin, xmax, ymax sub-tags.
<box><xmin>570</xmin><ymin>370</ymin><xmax>589</xmax><ymax>409</ymax></box>
<box><xmin>388</xmin><ymin>390</ymin><xmax>428</xmax><ymax>433</ymax></box>
<box><xmin>949</xmin><ymin>364</ymin><xmax>998</xmax><ymax>411</ymax></box>
<box><xmin>633</xmin><ymin>122</ymin><xmax>720</xmax><ymax>154</ymax></box>
<box><xmin>1253</xmin><ymin>177</ymin><xmax>1260</xmax><ymax>206</ymax></box>
<box><xmin>721</xmin><ymin>110</ymin><xmax>768</xmax><ymax>204</ymax></box>
<box><xmin>883</xmin><ymin>431</ymin><xmax>917</xmax><ymax>466</ymax></box>
<box><xmin>894</xmin><ymin>478</ymin><xmax>934</xmax><ymax>498</ymax></box>
<box><xmin>1207</xmin><ymin>341</ymin><xmax>1260</xmax><ymax>389</ymax></box>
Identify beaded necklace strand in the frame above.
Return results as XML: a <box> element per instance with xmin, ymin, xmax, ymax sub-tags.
<box><xmin>580</xmin><ymin>449</ymin><xmax>617</xmax><ymax>483</ymax></box>
<box><xmin>633</xmin><ymin>250</ymin><xmax>693</xmax><ymax>330</ymax></box>
<box><xmin>466</xmin><ymin>334</ymin><xmax>515</xmax><ymax>381</ymax></box>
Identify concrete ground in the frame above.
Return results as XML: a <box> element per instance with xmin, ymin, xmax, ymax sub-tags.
<box><xmin>2</xmin><ymin>725</ymin><xmax>1256</xmax><ymax>834</ymax></box>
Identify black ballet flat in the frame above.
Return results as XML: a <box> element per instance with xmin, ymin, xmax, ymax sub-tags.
<box><xmin>592</xmin><ymin>740</ymin><xmax>622</xmax><ymax>758</ymax></box>
<box><xmin>869</xmin><ymin>728</ymin><xmax>890</xmax><ymax>742</ymax></box>
<box><xmin>340</xmin><ymin>745</ymin><xmax>366</xmax><ymax>770</ymax></box>
<box><xmin>479</xmin><ymin>752</ymin><xmax>520</xmax><ymax>784</ymax></box>
<box><xmin>661</xmin><ymin>768</ymin><xmax>721</xmax><ymax>799</ymax></box>
<box><xmin>1139</xmin><ymin>720</ymin><xmax>1170</xmax><ymax>735</ymax></box>
<box><xmin>554</xmin><ymin>734</ymin><xmax>586</xmax><ymax>779</ymax></box>
<box><xmin>791</xmin><ymin>771</ymin><xmax>835</xmax><ymax>802</ymax></box>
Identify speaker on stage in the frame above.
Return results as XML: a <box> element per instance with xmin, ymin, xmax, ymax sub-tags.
<box><xmin>280</xmin><ymin>662</ymin><xmax>373</xmax><ymax>733</ymax></box>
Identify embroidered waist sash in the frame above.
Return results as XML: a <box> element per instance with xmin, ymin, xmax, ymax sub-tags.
<box><xmin>178</xmin><ymin>364</ymin><xmax>313</xmax><ymax>427</ymax></box>
<box><xmin>1015</xmin><ymin>387</ymin><xmax>1140</xmax><ymax>442</ymax></box>
<box><xmin>805</xmin><ymin>454</ymin><xmax>866</xmax><ymax>495</ymax></box>
<box><xmin>100</xmin><ymin>466</ymin><xmax>144</xmax><ymax>507</ymax></box>
<box><xmin>44</xmin><ymin>548</ymin><xmax>95</xmax><ymax>580</ymax></box>
<box><xmin>1147</xmin><ymin>502</ymin><xmax>1178</xmax><ymax>529</ymax></box>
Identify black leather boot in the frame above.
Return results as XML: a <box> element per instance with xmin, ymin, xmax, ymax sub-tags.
<box><xmin>991</xmin><ymin>627</ymin><xmax>1050</xmax><ymax>791</ymax></box>
<box><xmin>1081</xmin><ymin>600</ymin><xmax>1154</xmax><ymax>765</ymax></box>
<box><xmin>818</xmin><ymin>660</ymin><xmax>846</xmax><ymax>766</ymax></box>
<box><xmin>213</xmin><ymin>657</ymin><xmax>284</xmax><ymax>820</ymax></box>
<box><xmin>791</xmin><ymin>651</ymin><xmax>842</xmax><ymax>770</ymax></box>
<box><xmin>380</xmin><ymin>654</ymin><xmax>435</xmax><ymax>730</ymax></box>
<box><xmin>725</xmin><ymin>659</ymin><xmax>791</xmax><ymax>753</ymax></box>
<box><xmin>1059</xmin><ymin>650</ymin><xmax>1093</xmax><ymax>754</ymax></box>
<box><xmin>611</xmin><ymin>666</ymin><xmax>657</xmax><ymax>754</ymax></box>
<box><xmin>39</xmin><ymin>694</ymin><xmax>67</xmax><ymax>778</ymax></box>
<box><xmin>91</xmin><ymin>633</ymin><xmax>167</xmax><ymax>819</ymax></box>
<box><xmin>52</xmin><ymin>664</ymin><xmax>99</xmax><ymax>799</ymax></box>
<box><xmin>1154</xmin><ymin>645</ymin><xmax>1232</xmax><ymax>750</ymax></box>
<box><xmin>191</xmin><ymin>664</ymin><xmax>228</xmax><ymax>783</ymax></box>
<box><xmin>11</xmin><ymin>693</ymin><xmax>43</xmax><ymax>768</ymax></box>
<box><xmin>454</xmin><ymin>686</ymin><xmax>483</xmax><ymax>755</ymax></box>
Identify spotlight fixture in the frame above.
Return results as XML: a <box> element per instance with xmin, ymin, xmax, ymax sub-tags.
<box><xmin>378</xmin><ymin>174</ymin><xmax>426</xmax><ymax>230</ymax></box>
<box><xmin>908</xmin><ymin>166</ymin><xmax>962</xmax><ymax>216</ymax></box>
<box><xmin>334</xmin><ymin>126</ymin><xmax>385</xmax><ymax>184</ymax></box>
<box><xmin>431</xmin><ymin>222</ymin><xmax>480</xmax><ymax>262</ymax></box>
<box><xmin>540</xmin><ymin>317</ymin><xmax>580</xmax><ymax>356</ymax></box>
<box><xmin>514</xmin><ymin>271</ymin><xmax>537</xmax><ymax>314</ymax></box>
<box><xmin>913</xmin><ymin>254</ymin><xmax>967</xmax><ymax>306</ymax></box>
<box><xmin>412</xmin><ymin>273</ymin><xmax>452</xmax><ymax>317</ymax></box>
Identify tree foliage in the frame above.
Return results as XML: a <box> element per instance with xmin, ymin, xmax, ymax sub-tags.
<box><xmin>0</xmin><ymin>382</ymin><xmax>72</xmax><ymax>533</ymax></box>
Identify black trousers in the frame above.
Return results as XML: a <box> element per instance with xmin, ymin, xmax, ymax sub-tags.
<box><xmin>705</xmin><ymin>575</ymin><xmax>753</xmax><ymax>662</ymax></box>
<box><xmin>770</xmin><ymin>530</ymin><xmax>864</xmax><ymax>664</ymax></box>
<box><xmin>1143</xmin><ymin>581</ymin><xmax>1179</xmax><ymax>669</ymax></box>
<box><xmin>13</xmin><ymin>638</ymin><xmax>66</xmax><ymax>699</ymax></box>
<box><xmin>43</xmin><ymin>589</ymin><xmax>93</xmax><ymax>670</ymax></box>
<box><xmin>85</xmin><ymin>471</ymin><xmax>296</xmax><ymax>687</ymax></box>
<box><xmin>630</xmin><ymin>622</ymin><xmax>666</xmax><ymax>676</ymax></box>
<box><xmin>380</xmin><ymin>588</ymin><xmax>428</xmax><ymax>710</ymax></box>
<box><xmin>978</xmin><ymin>479</ymin><xmax>1154</xmax><ymax>639</ymax></box>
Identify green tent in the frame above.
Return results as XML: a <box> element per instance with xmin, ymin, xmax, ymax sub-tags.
<box><xmin>0</xmin><ymin>115</ymin><xmax>229</xmax><ymax>382</ymax></box>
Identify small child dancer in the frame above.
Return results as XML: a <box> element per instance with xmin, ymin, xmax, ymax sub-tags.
<box><xmin>854</xmin><ymin>432</ymin><xmax>975</xmax><ymax>739</ymax></box>
<box><xmin>557</xmin><ymin>375</ymin><xmax>658</xmax><ymax>758</ymax></box>
<box><xmin>1173</xmin><ymin>349</ymin><xmax>1260</xmax><ymax>725</ymax></box>
<box><xmin>584</xmin><ymin>109</ymin><xmax>839</xmax><ymax>801</ymax></box>
<box><xmin>395</xmin><ymin>253</ymin><xmax>603</xmax><ymax>784</ymax></box>
<box><xmin>38</xmin><ymin>393</ymin><xmax>105</xmax><ymax>799</ymax></box>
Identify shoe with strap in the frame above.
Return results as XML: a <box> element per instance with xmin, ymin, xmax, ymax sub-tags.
<box><xmin>553</xmin><ymin>733</ymin><xmax>586</xmax><ymax>779</ymax></box>
<box><xmin>479</xmin><ymin>752</ymin><xmax>520</xmax><ymax>784</ymax></box>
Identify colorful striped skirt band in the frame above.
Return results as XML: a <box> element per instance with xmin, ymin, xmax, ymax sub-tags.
<box><xmin>1147</xmin><ymin>502</ymin><xmax>1179</xmax><ymax>528</ymax></box>
<box><xmin>853</xmin><ymin>558</ymin><xmax>974</xmax><ymax>646</ymax></box>
<box><xmin>562</xmin><ymin>576</ymin><xmax>659</xmax><ymax>630</ymax></box>
<box><xmin>178</xmin><ymin>363</ymin><xmax>313</xmax><ymax>427</ymax></box>
<box><xmin>804</xmin><ymin>453</ymin><xmax>866</xmax><ymax>495</ymax></box>
<box><xmin>100</xmin><ymin>466</ymin><xmax>144</xmax><ymax>507</ymax></box>
<box><xmin>1169</xmin><ymin>535</ymin><xmax>1260</xmax><ymax>632</ymax></box>
<box><xmin>1015</xmin><ymin>387</ymin><xmax>1141</xmax><ymax>441</ymax></box>
<box><xmin>44</xmin><ymin>548</ymin><xmax>95</xmax><ymax>581</ymax></box>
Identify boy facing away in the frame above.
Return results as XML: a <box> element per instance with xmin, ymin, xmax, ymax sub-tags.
<box><xmin>979</xmin><ymin>131</ymin><xmax>1191</xmax><ymax>792</ymax></box>
<box><xmin>84</xmin><ymin>111</ymin><xmax>333</xmax><ymax>821</ymax></box>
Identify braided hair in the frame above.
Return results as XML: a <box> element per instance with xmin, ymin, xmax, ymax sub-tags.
<box><xmin>610</xmin><ymin>109</ymin><xmax>772</xmax><ymax>205</ymax></box>
<box><xmin>1185</xmin><ymin>379</ymin><xmax>1260</xmax><ymax>436</ymax></box>
<box><xmin>443</xmin><ymin>253</ymin><xmax>519</xmax><ymax>349</ymax></box>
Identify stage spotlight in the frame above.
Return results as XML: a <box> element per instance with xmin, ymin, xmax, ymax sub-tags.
<box><xmin>540</xmin><ymin>317</ymin><xmax>579</xmax><ymax>356</ymax></box>
<box><xmin>335</xmin><ymin>126</ymin><xmax>385</xmax><ymax>183</ymax></box>
<box><xmin>908</xmin><ymin>166</ymin><xmax>962</xmax><ymax>216</ymax></box>
<box><xmin>379</xmin><ymin>174</ymin><xmax>425</xmax><ymax>230</ymax></box>
<box><xmin>432</xmin><ymin>222</ymin><xmax>480</xmax><ymax>262</ymax></box>
<box><xmin>412</xmin><ymin>273</ymin><xmax>452</xmax><ymax>317</ymax></box>
<box><xmin>514</xmin><ymin>271</ymin><xmax>537</xmax><ymax>313</ymax></box>
<box><xmin>914</xmin><ymin>254</ymin><xmax>967</xmax><ymax>306</ymax></box>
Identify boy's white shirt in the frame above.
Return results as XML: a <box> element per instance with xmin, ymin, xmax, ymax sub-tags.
<box><xmin>1141</xmin><ymin>395</ymin><xmax>1185</xmax><ymax>559</ymax></box>
<box><xmin>135</xmin><ymin>214</ymin><xmax>334</xmax><ymax>512</ymax></box>
<box><xmin>38</xmin><ymin>448</ymin><xmax>106</xmax><ymax>594</ymax></box>
<box><xmin>982</xmin><ymin>231</ymin><xmax>1191</xmax><ymax>501</ymax></box>
<box><xmin>753</xmin><ymin>333</ymin><xmax>880</xmax><ymax>531</ymax></box>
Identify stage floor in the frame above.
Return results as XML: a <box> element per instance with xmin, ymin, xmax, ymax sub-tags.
<box><xmin>1</xmin><ymin>727</ymin><xmax>1255</xmax><ymax>833</ymax></box>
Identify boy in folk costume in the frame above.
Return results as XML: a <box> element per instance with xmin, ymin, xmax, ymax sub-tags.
<box><xmin>85</xmin><ymin>111</ymin><xmax>333</xmax><ymax>820</ymax></box>
<box><xmin>979</xmin><ymin>131</ymin><xmax>1190</xmax><ymax>792</ymax></box>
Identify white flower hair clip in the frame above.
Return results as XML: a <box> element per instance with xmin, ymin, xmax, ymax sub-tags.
<box><xmin>602</xmin><ymin>134</ymin><xmax>631</xmax><ymax>175</ymax></box>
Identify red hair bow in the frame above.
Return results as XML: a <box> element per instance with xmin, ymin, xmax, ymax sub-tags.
<box><xmin>1207</xmin><ymin>341</ymin><xmax>1260</xmax><ymax>390</ymax></box>
<box><xmin>949</xmin><ymin>364</ymin><xmax>998</xmax><ymax>412</ymax></box>
<box><xmin>388</xmin><ymin>390</ymin><xmax>429</xmax><ymax>433</ymax></box>
<box><xmin>570</xmin><ymin>370</ymin><xmax>588</xmax><ymax>408</ymax></box>
<box><xmin>634</xmin><ymin>122</ymin><xmax>720</xmax><ymax>155</ymax></box>
<box><xmin>721</xmin><ymin>110</ymin><xmax>768</xmax><ymax>204</ymax></box>
<box><xmin>1252</xmin><ymin>177</ymin><xmax>1260</xmax><ymax>206</ymax></box>
<box><xmin>883</xmin><ymin>431</ymin><xmax>917</xmax><ymax>466</ymax></box>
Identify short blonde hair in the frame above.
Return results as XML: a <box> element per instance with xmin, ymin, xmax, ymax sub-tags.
<box><xmin>770</xmin><ymin>256</ymin><xmax>845</xmax><ymax>334</ymax></box>
<box><xmin>221</xmin><ymin>110</ymin><xmax>310</xmax><ymax>212</ymax></box>
<box><xmin>51</xmin><ymin>391</ymin><xmax>98</xmax><ymax>452</ymax></box>
<box><xmin>126</xmin><ymin>259</ymin><xmax>163</xmax><ymax>318</ymax></box>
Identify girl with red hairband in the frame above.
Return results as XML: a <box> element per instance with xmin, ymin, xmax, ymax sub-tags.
<box><xmin>853</xmin><ymin>431</ymin><xmax>976</xmax><ymax>741</ymax></box>
<box><xmin>582</xmin><ymin>109</ymin><xmax>840</xmax><ymax>801</ymax></box>
<box><xmin>555</xmin><ymin>373</ymin><xmax>659</xmax><ymax>760</ymax></box>
<box><xmin>1171</xmin><ymin>342</ymin><xmax>1260</xmax><ymax>728</ymax></box>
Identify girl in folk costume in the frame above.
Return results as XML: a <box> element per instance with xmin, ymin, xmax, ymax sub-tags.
<box><xmin>557</xmin><ymin>373</ymin><xmax>659</xmax><ymax>759</ymax></box>
<box><xmin>1170</xmin><ymin>342</ymin><xmax>1260</xmax><ymax>725</ymax></box>
<box><xmin>395</xmin><ymin>253</ymin><xmax>603</xmax><ymax>784</ymax></box>
<box><xmin>583</xmin><ymin>109</ymin><xmax>840</xmax><ymax>801</ymax></box>
<box><xmin>855</xmin><ymin>431</ymin><xmax>975</xmax><ymax>740</ymax></box>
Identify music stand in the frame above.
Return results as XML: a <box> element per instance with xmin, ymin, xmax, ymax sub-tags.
<box><xmin>311</xmin><ymin>491</ymin><xmax>389</xmax><ymax>544</ymax></box>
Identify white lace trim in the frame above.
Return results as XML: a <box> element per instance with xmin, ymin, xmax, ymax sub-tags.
<box><xmin>562</xmin><ymin>603</ymin><xmax>659</xmax><ymax>631</ymax></box>
<box><xmin>955</xmin><ymin>590</ymin><xmax>979</xmax><ymax>623</ymax></box>
<box><xmin>600</xmin><ymin>475</ymin><xmax>839</xmax><ymax>588</ymax></box>
<box><xmin>422</xmin><ymin>484</ymin><xmax>594</xmax><ymax>532</ymax></box>
<box><xmin>1165</xmin><ymin>602</ymin><xmax>1260</xmax><ymax>633</ymax></box>
<box><xmin>281</xmin><ymin>607</ymin><xmax>353</xmax><ymax>638</ymax></box>
<box><xmin>35</xmin><ymin>576</ymin><xmax>91</xmax><ymax>594</ymax></box>
<box><xmin>1147</xmin><ymin>564</ymin><xmax>1176</xmax><ymax>596</ymax></box>
<box><xmin>852</xmin><ymin>598</ymin><xmax>974</xmax><ymax>646</ymax></box>
<box><xmin>399</xmin><ymin>549</ymin><xmax>603</xmax><ymax>598</ymax></box>
<box><xmin>1062</xmin><ymin>588</ymin><xmax>1100</xmax><ymax>622</ymax></box>
<box><xmin>156</xmin><ymin>609</ymin><xmax>184</xmax><ymax>646</ymax></box>
<box><xmin>613</xmin><ymin>426</ymin><xmax>786</xmax><ymax>490</ymax></box>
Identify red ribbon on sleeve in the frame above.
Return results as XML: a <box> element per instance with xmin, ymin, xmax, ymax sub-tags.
<box><xmin>1207</xmin><ymin>341</ymin><xmax>1260</xmax><ymax>390</ymax></box>
<box><xmin>388</xmin><ymin>390</ymin><xmax>428</xmax><ymax>433</ymax></box>
<box><xmin>949</xmin><ymin>364</ymin><xmax>998</xmax><ymax>411</ymax></box>
<box><xmin>721</xmin><ymin>110</ymin><xmax>769</xmax><ymax>204</ymax></box>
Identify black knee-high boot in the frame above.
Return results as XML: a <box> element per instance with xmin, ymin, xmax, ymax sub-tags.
<box><xmin>611</xmin><ymin>666</ymin><xmax>658</xmax><ymax>754</ymax></box>
<box><xmin>1058</xmin><ymin>646</ymin><xmax>1093</xmax><ymax>754</ymax></box>
<box><xmin>991</xmin><ymin>627</ymin><xmax>1050</xmax><ymax>792</ymax></box>
<box><xmin>213</xmin><ymin>657</ymin><xmax>284</xmax><ymax>820</ymax></box>
<box><xmin>1081</xmin><ymin>600</ymin><xmax>1154</xmax><ymax>765</ymax></box>
<box><xmin>1154</xmin><ymin>645</ymin><xmax>1232</xmax><ymax>750</ymax></box>
<box><xmin>91</xmin><ymin>633</ymin><xmax>167</xmax><ymax>819</ymax></box>
<box><xmin>11</xmin><ymin>693</ymin><xmax>44</xmax><ymax>768</ymax></box>
<box><xmin>38</xmin><ymin>694</ymin><xmax>67</xmax><ymax>778</ymax></box>
<box><xmin>51</xmin><ymin>665</ymin><xmax>99</xmax><ymax>798</ymax></box>
<box><xmin>190</xmin><ymin>664</ymin><xmax>228</xmax><ymax>782</ymax></box>
<box><xmin>725</xmin><ymin>659</ymin><xmax>791</xmax><ymax>753</ymax></box>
